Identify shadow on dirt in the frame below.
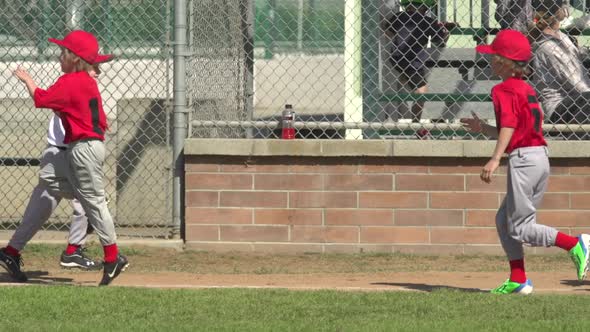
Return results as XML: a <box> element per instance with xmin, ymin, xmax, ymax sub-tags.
<box><xmin>372</xmin><ymin>282</ymin><xmax>488</xmax><ymax>293</ymax></box>
<box><xmin>560</xmin><ymin>279</ymin><xmax>590</xmax><ymax>289</ymax></box>
<box><xmin>0</xmin><ymin>271</ymin><xmax>77</xmax><ymax>285</ymax></box>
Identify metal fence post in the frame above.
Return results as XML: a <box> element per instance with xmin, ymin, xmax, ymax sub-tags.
<box><xmin>361</xmin><ymin>0</ymin><xmax>380</xmax><ymax>139</ymax></box>
<box><xmin>173</xmin><ymin>0</ymin><xmax>188</xmax><ymax>239</ymax></box>
<box><xmin>241</xmin><ymin>0</ymin><xmax>255</xmax><ymax>138</ymax></box>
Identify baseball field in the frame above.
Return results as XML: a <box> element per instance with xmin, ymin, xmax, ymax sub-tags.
<box><xmin>1</xmin><ymin>244</ymin><xmax>590</xmax><ymax>331</ymax></box>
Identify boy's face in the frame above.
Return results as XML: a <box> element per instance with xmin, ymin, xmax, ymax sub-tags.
<box><xmin>89</xmin><ymin>64</ymin><xmax>101</xmax><ymax>79</ymax></box>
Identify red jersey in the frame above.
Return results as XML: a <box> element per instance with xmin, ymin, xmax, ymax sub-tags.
<box><xmin>33</xmin><ymin>71</ymin><xmax>107</xmax><ymax>144</ymax></box>
<box><xmin>491</xmin><ymin>77</ymin><xmax>546</xmax><ymax>153</ymax></box>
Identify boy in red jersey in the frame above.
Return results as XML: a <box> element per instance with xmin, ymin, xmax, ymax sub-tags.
<box><xmin>461</xmin><ymin>29</ymin><xmax>590</xmax><ymax>294</ymax></box>
<box><xmin>3</xmin><ymin>30</ymin><xmax>127</xmax><ymax>286</ymax></box>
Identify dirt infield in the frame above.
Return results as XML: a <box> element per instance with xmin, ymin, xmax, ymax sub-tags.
<box><xmin>2</xmin><ymin>246</ymin><xmax>589</xmax><ymax>294</ymax></box>
<box><xmin>4</xmin><ymin>270</ymin><xmax>588</xmax><ymax>294</ymax></box>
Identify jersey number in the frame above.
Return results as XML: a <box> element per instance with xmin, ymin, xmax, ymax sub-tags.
<box><xmin>89</xmin><ymin>98</ymin><xmax>104</xmax><ymax>136</ymax></box>
<box><xmin>527</xmin><ymin>95</ymin><xmax>542</xmax><ymax>133</ymax></box>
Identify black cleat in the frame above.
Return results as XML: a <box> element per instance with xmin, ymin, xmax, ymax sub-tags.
<box><xmin>0</xmin><ymin>248</ymin><xmax>27</xmax><ymax>282</ymax></box>
<box><xmin>60</xmin><ymin>247</ymin><xmax>102</xmax><ymax>270</ymax></box>
<box><xmin>99</xmin><ymin>254</ymin><xmax>129</xmax><ymax>286</ymax></box>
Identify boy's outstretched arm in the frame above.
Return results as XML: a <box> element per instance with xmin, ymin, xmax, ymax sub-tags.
<box><xmin>460</xmin><ymin>111</ymin><xmax>499</xmax><ymax>138</ymax></box>
<box><xmin>13</xmin><ymin>67</ymin><xmax>38</xmax><ymax>98</ymax></box>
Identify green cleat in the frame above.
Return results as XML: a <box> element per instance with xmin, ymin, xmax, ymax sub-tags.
<box><xmin>569</xmin><ymin>234</ymin><xmax>590</xmax><ymax>281</ymax></box>
<box><xmin>490</xmin><ymin>279</ymin><xmax>533</xmax><ymax>295</ymax></box>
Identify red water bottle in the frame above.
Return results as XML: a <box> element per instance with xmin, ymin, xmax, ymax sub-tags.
<box><xmin>281</xmin><ymin>104</ymin><xmax>295</xmax><ymax>139</ymax></box>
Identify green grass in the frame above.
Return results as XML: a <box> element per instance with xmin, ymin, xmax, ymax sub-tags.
<box><xmin>0</xmin><ymin>286</ymin><xmax>589</xmax><ymax>331</ymax></box>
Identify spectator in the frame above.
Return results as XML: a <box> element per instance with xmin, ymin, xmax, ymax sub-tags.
<box><xmin>495</xmin><ymin>0</ymin><xmax>534</xmax><ymax>33</ymax></box>
<box><xmin>381</xmin><ymin>0</ymin><xmax>454</xmax><ymax>127</ymax></box>
<box><xmin>529</xmin><ymin>0</ymin><xmax>590</xmax><ymax>127</ymax></box>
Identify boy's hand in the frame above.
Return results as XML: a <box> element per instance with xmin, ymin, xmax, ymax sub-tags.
<box><xmin>13</xmin><ymin>67</ymin><xmax>32</xmax><ymax>83</ymax></box>
<box><xmin>460</xmin><ymin>111</ymin><xmax>484</xmax><ymax>133</ymax></box>
<box><xmin>481</xmin><ymin>158</ymin><xmax>500</xmax><ymax>183</ymax></box>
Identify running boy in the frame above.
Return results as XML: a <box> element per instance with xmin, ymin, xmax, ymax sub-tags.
<box><xmin>6</xmin><ymin>30</ymin><xmax>127</xmax><ymax>286</ymax></box>
<box><xmin>461</xmin><ymin>29</ymin><xmax>590</xmax><ymax>294</ymax></box>
<box><xmin>0</xmin><ymin>62</ymin><xmax>109</xmax><ymax>282</ymax></box>
<box><xmin>382</xmin><ymin>0</ymin><xmax>453</xmax><ymax>125</ymax></box>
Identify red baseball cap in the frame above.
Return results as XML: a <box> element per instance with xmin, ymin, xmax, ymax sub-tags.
<box><xmin>475</xmin><ymin>29</ymin><xmax>532</xmax><ymax>62</ymax></box>
<box><xmin>48</xmin><ymin>30</ymin><xmax>113</xmax><ymax>65</ymax></box>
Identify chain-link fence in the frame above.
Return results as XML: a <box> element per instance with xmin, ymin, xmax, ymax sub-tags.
<box><xmin>190</xmin><ymin>0</ymin><xmax>590</xmax><ymax>140</ymax></box>
<box><xmin>0</xmin><ymin>0</ymin><xmax>173</xmax><ymax>238</ymax></box>
<box><xmin>2</xmin><ymin>0</ymin><xmax>590</xmax><ymax>240</ymax></box>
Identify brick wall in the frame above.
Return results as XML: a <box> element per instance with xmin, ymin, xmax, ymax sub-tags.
<box><xmin>184</xmin><ymin>155</ymin><xmax>590</xmax><ymax>254</ymax></box>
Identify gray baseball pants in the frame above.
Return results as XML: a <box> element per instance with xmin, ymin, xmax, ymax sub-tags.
<box><xmin>8</xmin><ymin>146</ymin><xmax>89</xmax><ymax>250</ymax></box>
<box><xmin>496</xmin><ymin>146</ymin><xmax>558</xmax><ymax>260</ymax></box>
<box><xmin>66</xmin><ymin>139</ymin><xmax>117</xmax><ymax>246</ymax></box>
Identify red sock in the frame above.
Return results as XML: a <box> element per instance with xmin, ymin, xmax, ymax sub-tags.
<box><xmin>65</xmin><ymin>244</ymin><xmax>80</xmax><ymax>255</ymax></box>
<box><xmin>555</xmin><ymin>232</ymin><xmax>579</xmax><ymax>251</ymax></box>
<box><xmin>103</xmin><ymin>244</ymin><xmax>119</xmax><ymax>263</ymax></box>
<box><xmin>4</xmin><ymin>246</ymin><xmax>19</xmax><ymax>257</ymax></box>
<box><xmin>509</xmin><ymin>259</ymin><xmax>527</xmax><ymax>283</ymax></box>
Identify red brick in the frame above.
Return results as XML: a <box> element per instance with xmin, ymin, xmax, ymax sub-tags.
<box><xmin>396</xmin><ymin>175</ymin><xmax>464</xmax><ymax>191</ymax></box>
<box><xmin>360</xmin><ymin>227</ymin><xmax>429</xmax><ymax>243</ymax></box>
<box><xmin>539</xmin><ymin>193</ymin><xmax>570</xmax><ymax>210</ymax></box>
<box><xmin>538</xmin><ymin>210</ymin><xmax>590</xmax><ymax>227</ymax></box>
<box><xmin>185</xmin><ymin>164</ymin><xmax>219</xmax><ymax>172</ymax></box>
<box><xmin>431</xmin><ymin>228</ymin><xmax>499</xmax><ymax>244</ymax></box>
<box><xmin>186</xmin><ymin>208</ymin><xmax>252</xmax><ymax>224</ymax></box>
<box><xmin>290</xmin><ymin>192</ymin><xmax>357</xmax><ymax>208</ymax></box>
<box><xmin>185</xmin><ymin>191</ymin><xmax>218</xmax><ymax>207</ymax></box>
<box><xmin>359</xmin><ymin>164</ymin><xmax>429</xmax><ymax>174</ymax></box>
<box><xmin>220</xmin><ymin>225</ymin><xmax>289</xmax><ymax>242</ymax></box>
<box><xmin>324</xmin><ymin>174</ymin><xmax>393</xmax><ymax>191</ymax></box>
<box><xmin>395</xmin><ymin>210</ymin><xmax>463</xmax><ymax>226</ymax></box>
<box><xmin>221</xmin><ymin>163</ymin><xmax>289</xmax><ymax>173</ymax></box>
<box><xmin>571</xmin><ymin>194</ymin><xmax>590</xmax><ymax>209</ymax></box>
<box><xmin>550</xmin><ymin>166</ymin><xmax>571</xmax><ymax>175</ymax></box>
<box><xmin>429</xmin><ymin>165</ymin><xmax>483</xmax><ymax>174</ymax></box>
<box><xmin>254</xmin><ymin>209</ymin><xmax>322</xmax><ymax>225</ymax></box>
<box><xmin>185</xmin><ymin>225</ymin><xmax>219</xmax><ymax>241</ymax></box>
<box><xmin>254</xmin><ymin>174</ymin><xmax>323</xmax><ymax>191</ymax></box>
<box><xmin>547</xmin><ymin>176</ymin><xmax>590</xmax><ymax>192</ymax></box>
<box><xmin>466</xmin><ymin>175</ymin><xmax>506</xmax><ymax>192</ymax></box>
<box><xmin>186</xmin><ymin>174</ymin><xmax>252</xmax><ymax>190</ymax></box>
<box><xmin>430</xmin><ymin>192</ymin><xmax>499</xmax><ymax>209</ymax></box>
<box><xmin>291</xmin><ymin>226</ymin><xmax>359</xmax><ymax>243</ymax></box>
<box><xmin>290</xmin><ymin>165</ymin><xmax>358</xmax><ymax>173</ymax></box>
<box><xmin>325</xmin><ymin>209</ymin><xmax>393</xmax><ymax>226</ymax></box>
<box><xmin>220</xmin><ymin>191</ymin><xmax>287</xmax><ymax>208</ymax></box>
<box><xmin>359</xmin><ymin>192</ymin><xmax>427</xmax><ymax>208</ymax></box>
<box><xmin>569</xmin><ymin>166</ymin><xmax>590</xmax><ymax>175</ymax></box>
<box><xmin>465</xmin><ymin>210</ymin><xmax>497</xmax><ymax>226</ymax></box>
